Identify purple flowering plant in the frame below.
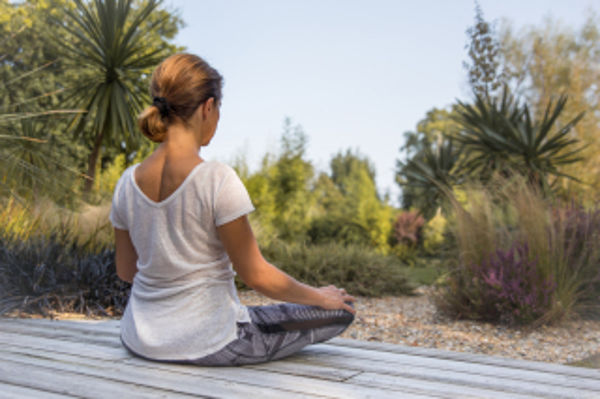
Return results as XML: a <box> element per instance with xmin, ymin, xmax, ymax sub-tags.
<box><xmin>470</xmin><ymin>241</ymin><xmax>556</xmax><ymax>326</ymax></box>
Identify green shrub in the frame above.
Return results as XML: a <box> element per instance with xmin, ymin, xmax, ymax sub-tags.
<box><xmin>307</xmin><ymin>216</ymin><xmax>371</xmax><ymax>246</ymax></box>
<box><xmin>422</xmin><ymin>208</ymin><xmax>448</xmax><ymax>254</ymax></box>
<box><xmin>238</xmin><ymin>241</ymin><xmax>417</xmax><ymax>297</ymax></box>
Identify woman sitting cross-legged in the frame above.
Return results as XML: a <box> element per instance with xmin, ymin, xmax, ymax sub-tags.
<box><xmin>110</xmin><ymin>53</ymin><xmax>356</xmax><ymax>366</ymax></box>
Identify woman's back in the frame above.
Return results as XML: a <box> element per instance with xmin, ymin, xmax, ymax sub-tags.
<box><xmin>110</xmin><ymin>159</ymin><xmax>255</xmax><ymax>361</ymax></box>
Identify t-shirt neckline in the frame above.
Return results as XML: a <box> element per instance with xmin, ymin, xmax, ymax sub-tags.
<box><xmin>130</xmin><ymin>161</ymin><xmax>208</xmax><ymax>207</ymax></box>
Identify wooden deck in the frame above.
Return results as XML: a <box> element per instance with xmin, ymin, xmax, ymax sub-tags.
<box><xmin>1</xmin><ymin>318</ymin><xmax>599</xmax><ymax>398</ymax></box>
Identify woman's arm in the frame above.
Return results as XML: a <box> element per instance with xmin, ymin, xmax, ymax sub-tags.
<box><xmin>114</xmin><ymin>228</ymin><xmax>138</xmax><ymax>283</ymax></box>
<box><xmin>216</xmin><ymin>215</ymin><xmax>356</xmax><ymax>314</ymax></box>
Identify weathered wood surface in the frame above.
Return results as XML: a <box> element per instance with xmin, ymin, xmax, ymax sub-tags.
<box><xmin>1</xmin><ymin>317</ymin><xmax>599</xmax><ymax>398</ymax></box>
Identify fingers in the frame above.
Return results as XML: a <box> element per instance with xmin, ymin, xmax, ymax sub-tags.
<box><xmin>343</xmin><ymin>302</ymin><xmax>356</xmax><ymax>314</ymax></box>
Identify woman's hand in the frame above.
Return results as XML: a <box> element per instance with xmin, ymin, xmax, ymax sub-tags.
<box><xmin>315</xmin><ymin>285</ymin><xmax>357</xmax><ymax>315</ymax></box>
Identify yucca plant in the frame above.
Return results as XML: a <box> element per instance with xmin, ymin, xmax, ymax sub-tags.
<box><xmin>452</xmin><ymin>86</ymin><xmax>585</xmax><ymax>194</ymax></box>
<box><xmin>51</xmin><ymin>0</ymin><xmax>177</xmax><ymax>193</ymax></box>
<box><xmin>396</xmin><ymin>136</ymin><xmax>465</xmax><ymax>218</ymax></box>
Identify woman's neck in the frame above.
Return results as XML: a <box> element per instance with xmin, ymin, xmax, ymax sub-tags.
<box><xmin>160</xmin><ymin>123</ymin><xmax>203</xmax><ymax>158</ymax></box>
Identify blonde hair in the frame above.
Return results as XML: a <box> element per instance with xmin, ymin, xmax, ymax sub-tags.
<box><xmin>138</xmin><ymin>53</ymin><xmax>223</xmax><ymax>143</ymax></box>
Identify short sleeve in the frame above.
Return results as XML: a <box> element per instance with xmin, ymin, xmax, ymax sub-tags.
<box><xmin>109</xmin><ymin>171</ymin><xmax>128</xmax><ymax>230</ymax></box>
<box><xmin>214</xmin><ymin>165</ymin><xmax>255</xmax><ymax>226</ymax></box>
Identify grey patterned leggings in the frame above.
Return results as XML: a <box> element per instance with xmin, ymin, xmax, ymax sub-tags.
<box><xmin>188</xmin><ymin>302</ymin><xmax>355</xmax><ymax>366</ymax></box>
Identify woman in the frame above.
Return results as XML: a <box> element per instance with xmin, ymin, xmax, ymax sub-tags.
<box><xmin>109</xmin><ymin>53</ymin><xmax>356</xmax><ymax>366</ymax></box>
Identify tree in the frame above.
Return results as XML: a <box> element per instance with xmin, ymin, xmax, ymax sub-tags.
<box><xmin>318</xmin><ymin>149</ymin><xmax>394</xmax><ymax>253</ymax></box>
<box><xmin>499</xmin><ymin>14</ymin><xmax>600</xmax><ymax>202</ymax></box>
<box><xmin>463</xmin><ymin>2</ymin><xmax>506</xmax><ymax>98</ymax></box>
<box><xmin>395</xmin><ymin>108</ymin><xmax>465</xmax><ymax>217</ymax></box>
<box><xmin>0</xmin><ymin>0</ymin><xmax>85</xmax><ymax>203</ymax></box>
<box><xmin>51</xmin><ymin>0</ymin><xmax>183</xmax><ymax>193</ymax></box>
<box><xmin>243</xmin><ymin>118</ymin><xmax>316</xmax><ymax>242</ymax></box>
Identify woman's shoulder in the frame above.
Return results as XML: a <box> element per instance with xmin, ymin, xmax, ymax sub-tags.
<box><xmin>199</xmin><ymin>160</ymin><xmax>240</xmax><ymax>179</ymax></box>
<box><xmin>113</xmin><ymin>164</ymin><xmax>137</xmax><ymax>192</ymax></box>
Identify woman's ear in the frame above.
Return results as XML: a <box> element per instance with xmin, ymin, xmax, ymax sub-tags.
<box><xmin>201</xmin><ymin>97</ymin><xmax>215</xmax><ymax>120</ymax></box>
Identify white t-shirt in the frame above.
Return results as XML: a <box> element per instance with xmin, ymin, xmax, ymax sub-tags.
<box><xmin>109</xmin><ymin>160</ymin><xmax>254</xmax><ymax>361</ymax></box>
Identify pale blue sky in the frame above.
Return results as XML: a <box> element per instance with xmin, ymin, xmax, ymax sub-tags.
<box><xmin>164</xmin><ymin>0</ymin><xmax>596</xmax><ymax>205</ymax></box>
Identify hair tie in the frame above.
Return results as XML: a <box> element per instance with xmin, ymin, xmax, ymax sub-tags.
<box><xmin>153</xmin><ymin>96</ymin><xmax>170</xmax><ymax>117</ymax></box>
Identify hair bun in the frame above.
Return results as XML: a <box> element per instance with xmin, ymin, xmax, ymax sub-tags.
<box><xmin>138</xmin><ymin>105</ymin><xmax>167</xmax><ymax>143</ymax></box>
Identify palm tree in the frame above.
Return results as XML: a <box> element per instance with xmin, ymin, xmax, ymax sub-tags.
<box><xmin>52</xmin><ymin>0</ymin><xmax>176</xmax><ymax>193</ymax></box>
<box><xmin>452</xmin><ymin>86</ymin><xmax>586</xmax><ymax>193</ymax></box>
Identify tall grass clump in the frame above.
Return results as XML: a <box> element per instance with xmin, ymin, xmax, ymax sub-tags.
<box><xmin>432</xmin><ymin>173</ymin><xmax>600</xmax><ymax>328</ymax></box>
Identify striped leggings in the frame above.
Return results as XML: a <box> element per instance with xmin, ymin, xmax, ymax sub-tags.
<box><xmin>189</xmin><ymin>302</ymin><xmax>355</xmax><ymax>366</ymax></box>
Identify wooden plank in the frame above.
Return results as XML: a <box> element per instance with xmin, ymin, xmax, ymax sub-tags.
<box><xmin>1</xmin><ymin>317</ymin><xmax>120</xmax><ymax>336</ymax></box>
<box><xmin>0</xmin><ymin>357</ymin><xmax>200</xmax><ymax>399</ymax></box>
<box><xmin>329</xmin><ymin>337</ymin><xmax>600</xmax><ymax>379</ymax></box>
<box><xmin>0</xmin><ymin>321</ymin><xmax>122</xmax><ymax>348</ymax></box>
<box><xmin>349</xmin><ymin>371</ymin><xmax>596</xmax><ymax>399</ymax></box>
<box><xmin>0</xmin><ymin>341</ymin><xmax>432</xmax><ymax>399</ymax></box>
<box><xmin>0</xmin><ymin>331</ymin><xmax>131</xmax><ymax>361</ymax></box>
<box><xmin>310</xmin><ymin>343</ymin><xmax>600</xmax><ymax>390</ymax></box>
<box><xmin>0</xmin><ymin>383</ymin><xmax>75</xmax><ymax>399</ymax></box>
<box><xmin>245</xmin><ymin>361</ymin><xmax>360</xmax><ymax>381</ymax></box>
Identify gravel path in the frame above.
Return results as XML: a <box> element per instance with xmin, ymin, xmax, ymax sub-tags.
<box><xmin>238</xmin><ymin>287</ymin><xmax>600</xmax><ymax>366</ymax></box>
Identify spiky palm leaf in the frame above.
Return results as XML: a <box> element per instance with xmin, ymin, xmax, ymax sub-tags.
<box><xmin>397</xmin><ymin>137</ymin><xmax>464</xmax><ymax>217</ymax></box>
<box><xmin>452</xmin><ymin>86</ymin><xmax>585</xmax><ymax>192</ymax></box>
<box><xmin>0</xmin><ymin>64</ymin><xmax>85</xmax><ymax>202</ymax></box>
<box><xmin>51</xmin><ymin>0</ymin><xmax>172</xmax><ymax>191</ymax></box>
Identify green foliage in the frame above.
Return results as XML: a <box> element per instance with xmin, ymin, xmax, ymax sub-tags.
<box><xmin>242</xmin><ymin>120</ymin><xmax>395</xmax><ymax>254</ymax></box>
<box><xmin>0</xmin><ymin>0</ymin><xmax>87</xmax><ymax>203</ymax></box>
<box><xmin>397</xmin><ymin>136</ymin><xmax>463</xmax><ymax>219</ymax></box>
<box><xmin>243</xmin><ymin>118</ymin><xmax>316</xmax><ymax>242</ymax></box>
<box><xmin>95</xmin><ymin>145</ymin><xmax>150</xmax><ymax>196</ymax></box>
<box><xmin>422</xmin><ymin>208</ymin><xmax>448</xmax><ymax>254</ymax></box>
<box><xmin>307</xmin><ymin>216</ymin><xmax>370</xmax><ymax>247</ymax></box>
<box><xmin>240</xmin><ymin>240</ymin><xmax>417</xmax><ymax>297</ymax></box>
<box><xmin>324</xmin><ymin>149</ymin><xmax>395</xmax><ymax>253</ymax></box>
<box><xmin>452</xmin><ymin>86</ymin><xmax>585</xmax><ymax>193</ymax></box>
